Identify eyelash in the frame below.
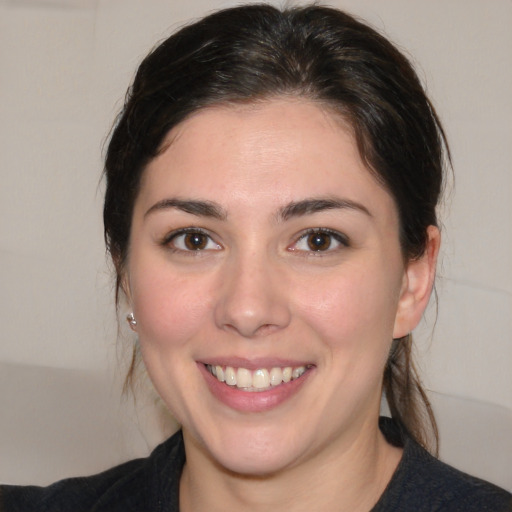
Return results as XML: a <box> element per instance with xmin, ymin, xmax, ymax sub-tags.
<box><xmin>290</xmin><ymin>228</ymin><xmax>349</xmax><ymax>254</ymax></box>
<box><xmin>161</xmin><ymin>228</ymin><xmax>221</xmax><ymax>253</ymax></box>
<box><xmin>160</xmin><ymin>227</ymin><xmax>349</xmax><ymax>255</ymax></box>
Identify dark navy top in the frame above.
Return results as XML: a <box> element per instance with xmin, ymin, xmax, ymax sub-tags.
<box><xmin>1</xmin><ymin>418</ymin><xmax>511</xmax><ymax>511</ymax></box>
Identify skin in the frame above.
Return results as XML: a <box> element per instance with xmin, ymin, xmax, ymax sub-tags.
<box><xmin>125</xmin><ymin>98</ymin><xmax>439</xmax><ymax>511</ymax></box>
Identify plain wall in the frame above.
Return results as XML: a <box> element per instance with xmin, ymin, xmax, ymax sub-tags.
<box><xmin>1</xmin><ymin>0</ymin><xmax>511</xmax><ymax>439</ymax></box>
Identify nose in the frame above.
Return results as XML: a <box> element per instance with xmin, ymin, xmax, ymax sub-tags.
<box><xmin>214</xmin><ymin>250</ymin><xmax>291</xmax><ymax>338</ymax></box>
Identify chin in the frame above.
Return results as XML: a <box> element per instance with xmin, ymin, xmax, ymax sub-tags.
<box><xmin>213</xmin><ymin>444</ymin><xmax>301</xmax><ymax>477</ymax></box>
<box><xmin>193</xmin><ymin>421</ymin><xmax>309</xmax><ymax>477</ymax></box>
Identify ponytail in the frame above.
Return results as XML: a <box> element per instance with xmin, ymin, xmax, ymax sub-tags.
<box><xmin>383</xmin><ymin>334</ymin><xmax>439</xmax><ymax>455</ymax></box>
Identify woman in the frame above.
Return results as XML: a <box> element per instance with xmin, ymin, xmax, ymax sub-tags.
<box><xmin>2</xmin><ymin>4</ymin><xmax>511</xmax><ymax>511</ymax></box>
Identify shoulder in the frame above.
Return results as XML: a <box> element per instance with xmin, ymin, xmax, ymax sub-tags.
<box><xmin>375</xmin><ymin>418</ymin><xmax>512</xmax><ymax>512</ymax></box>
<box><xmin>395</xmin><ymin>443</ymin><xmax>512</xmax><ymax>511</ymax></box>
<box><xmin>0</xmin><ymin>430</ymin><xmax>184</xmax><ymax>512</ymax></box>
<box><xmin>1</xmin><ymin>458</ymin><xmax>147</xmax><ymax>512</ymax></box>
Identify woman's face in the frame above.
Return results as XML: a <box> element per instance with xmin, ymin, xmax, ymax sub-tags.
<box><xmin>126</xmin><ymin>99</ymin><xmax>424</xmax><ymax>475</ymax></box>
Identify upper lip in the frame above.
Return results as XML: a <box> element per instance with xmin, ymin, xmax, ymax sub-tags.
<box><xmin>198</xmin><ymin>357</ymin><xmax>314</xmax><ymax>370</ymax></box>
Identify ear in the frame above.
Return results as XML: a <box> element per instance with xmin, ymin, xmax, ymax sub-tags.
<box><xmin>393</xmin><ymin>225</ymin><xmax>440</xmax><ymax>339</ymax></box>
<box><xmin>120</xmin><ymin>273</ymin><xmax>138</xmax><ymax>332</ymax></box>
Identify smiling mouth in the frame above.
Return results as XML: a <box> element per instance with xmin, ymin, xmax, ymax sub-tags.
<box><xmin>205</xmin><ymin>364</ymin><xmax>312</xmax><ymax>392</ymax></box>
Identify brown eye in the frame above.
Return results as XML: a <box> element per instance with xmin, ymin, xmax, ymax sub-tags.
<box><xmin>167</xmin><ymin>229</ymin><xmax>221</xmax><ymax>252</ymax></box>
<box><xmin>291</xmin><ymin>229</ymin><xmax>348</xmax><ymax>253</ymax></box>
<box><xmin>184</xmin><ymin>232</ymin><xmax>208</xmax><ymax>250</ymax></box>
<box><xmin>307</xmin><ymin>232</ymin><xmax>332</xmax><ymax>251</ymax></box>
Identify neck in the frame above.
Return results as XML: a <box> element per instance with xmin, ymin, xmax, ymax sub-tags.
<box><xmin>179</xmin><ymin>419</ymin><xmax>402</xmax><ymax>512</ymax></box>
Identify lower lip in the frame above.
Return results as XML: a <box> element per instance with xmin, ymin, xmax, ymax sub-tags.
<box><xmin>199</xmin><ymin>363</ymin><xmax>312</xmax><ymax>413</ymax></box>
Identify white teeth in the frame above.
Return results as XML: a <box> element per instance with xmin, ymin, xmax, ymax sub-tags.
<box><xmin>224</xmin><ymin>366</ymin><xmax>237</xmax><ymax>386</ymax></box>
<box><xmin>292</xmin><ymin>367</ymin><xmax>306</xmax><ymax>379</ymax></box>
<box><xmin>269</xmin><ymin>367</ymin><xmax>283</xmax><ymax>386</ymax></box>
<box><xmin>215</xmin><ymin>365</ymin><xmax>225</xmax><ymax>382</ymax></box>
<box><xmin>236</xmin><ymin>367</ymin><xmax>252</xmax><ymax>388</ymax></box>
<box><xmin>253</xmin><ymin>369</ymin><xmax>270</xmax><ymax>389</ymax></box>
<box><xmin>207</xmin><ymin>364</ymin><xmax>308</xmax><ymax>391</ymax></box>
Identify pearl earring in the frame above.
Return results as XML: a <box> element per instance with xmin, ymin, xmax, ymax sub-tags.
<box><xmin>126</xmin><ymin>312</ymin><xmax>137</xmax><ymax>331</ymax></box>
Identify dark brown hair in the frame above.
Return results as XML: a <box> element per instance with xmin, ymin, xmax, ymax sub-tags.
<box><xmin>104</xmin><ymin>4</ymin><xmax>448</xmax><ymax>453</ymax></box>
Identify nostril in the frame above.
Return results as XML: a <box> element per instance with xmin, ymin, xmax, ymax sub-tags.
<box><xmin>222</xmin><ymin>322</ymin><xmax>280</xmax><ymax>338</ymax></box>
<box><xmin>254</xmin><ymin>324</ymin><xmax>280</xmax><ymax>337</ymax></box>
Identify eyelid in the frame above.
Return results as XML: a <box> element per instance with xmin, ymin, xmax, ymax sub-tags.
<box><xmin>161</xmin><ymin>227</ymin><xmax>222</xmax><ymax>252</ymax></box>
<box><xmin>289</xmin><ymin>228</ymin><xmax>349</xmax><ymax>253</ymax></box>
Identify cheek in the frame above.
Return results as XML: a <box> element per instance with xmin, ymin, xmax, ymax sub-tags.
<box><xmin>131</xmin><ymin>268</ymin><xmax>215</xmax><ymax>351</ymax></box>
<box><xmin>293</xmin><ymin>264</ymin><xmax>403</xmax><ymax>351</ymax></box>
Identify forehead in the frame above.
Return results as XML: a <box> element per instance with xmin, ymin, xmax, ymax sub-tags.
<box><xmin>136</xmin><ymin>98</ymin><xmax>396</xmax><ymax>222</ymax></box>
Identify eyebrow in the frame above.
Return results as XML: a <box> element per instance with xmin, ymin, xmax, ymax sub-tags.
<box><xmin>144</xmin><ymin>196</ymin><xmax>371</xmax><ymax>222</ymax></box>
<box><xmin>277</xmin><ymin>197</ymin><xmax>372</xmax><ymax>221</ymax></box>
<box><xmin>144</xmin><ymin>198</ymin><xmax>227</xmax><ymax>220</ymax></box>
